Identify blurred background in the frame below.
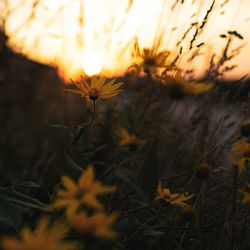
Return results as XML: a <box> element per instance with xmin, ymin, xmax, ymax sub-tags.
<box><xmin>0</xmin><ymin>0</ymin><xmax>249</xmax><ymax>187</ymax></box>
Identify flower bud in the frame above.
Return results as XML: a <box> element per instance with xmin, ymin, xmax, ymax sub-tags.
<box><xmin>196</xmin><ymin>163</ymin><xmax>212</xmax><ymax>180</ymax></box>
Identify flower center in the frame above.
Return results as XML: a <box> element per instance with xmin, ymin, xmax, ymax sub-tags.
<box><xmin>145</xmin><ymin>58</ymin><xmax>156</xmax><ymax>66</ymax></box>
<box><xmin>74</xmin><ymin>189</ymin><xmax>86</xmax><ymax>200</ymax></box>
<box><xmin>89</xmin><ymin>88</ymin><xmax>99</xmax><ymax>101</ymax></box>
<box><xmin>163</xmin><ymin>193</ymin><xmax>171</xmax><ymax>200</ymax></box>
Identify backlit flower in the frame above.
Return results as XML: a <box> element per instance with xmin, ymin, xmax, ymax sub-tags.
<box><xmin>155</xmin><ymin>181</ymin><xmax>194</xmax><ymax>208</ymax></box>
<box><xmin>160</xmin><ymin>72</ymin><xmax>213</xmax><ymax>99</ymax></box>
<box><xmin>115</xmin><ymin>126</ymin><xmax>147</xmax><ymax>150</ymax></box>
<box><xmin>64</xmin><ymin>76</ymin><xmax>123</xmax><ymax>101</ymax></box>
<box><xmin>130</xmin><ymin>40</ymin><xmax>173</xmax><ymax>76</ymax></box>
<box><xmin>49</xmin><ymin>165</ymin><xmax>116</xmax><ymax>215</ymax></box>
<box><xmin>68</xmin><ymin>211</ymin><xmax>118</xmax><ymax>239</ymax></box>
<box><xmin>1</xmin><ymin>217</ymin><xmax>79</xmax><ymax>250</ymax></box>
<box><xmin>138</xmin><ymin>48</ymin><xmax>171</xmax><ymax>75</ymax></box>
<box><xmin>232</xmin><ymin>140</ymin><xmax>250</xmax><ymax>172</ymax></box>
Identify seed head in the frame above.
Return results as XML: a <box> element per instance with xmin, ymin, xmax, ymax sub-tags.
<box><xmin>196</xmin><ymin>163</ymin><xmax>212</xmax><ymax>180</ymax></box>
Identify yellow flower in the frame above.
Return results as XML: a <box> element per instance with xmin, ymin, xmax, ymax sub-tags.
<box><xmin>68</xmin><ymin>211</ymin><xmax>118</xmax><ymax>239</ymax></box>
<box><xmin>155</xmin><ymin>181</ymin><xmax>194</xmax><ymax>208</ymax></box>
<box><xmin>240</xmin><ymin>191</ymin><xmax>250</xmax><ymax>204</ymax></box>
<box><xmin>160</xmin><ymin>72</ymin><xmax>213</xmax><ymax>99</ymax></box>
<box><xmin>131</xmin><ymin>40</ymin><xmax>173</xmax><ymax>76</ymax></box>
<box><xmin>1</xmin><ymin>217</ymin><xmax>79</xmax><ymax>250</ymax></box>
<box><xmin>115</xmin><ymin>126</ymin><xmax>147</xmax><ymax>150</ymax></box>
<box><xmin>238</xmin><ymin>184</ymin><xmax>250</xmax><ymax>204</ymax></box>
<box><xmin>49</xmin><ymin>165</ymin><xmax>116</xmax><ymax>215</ymax></box>
<box><xmin>64</xmin><ymin>75</ymin><xmax>123</xmax><ymax>101</ymax></box>
<box><xmin>138</xmin><ymin>48</ymin><xmax>171</xmax><ymax>75</ymax></box>
<box><xmin>232</xmin><ymin>140</ymin><xmax>250</xmax><ymax>172</ymax></box>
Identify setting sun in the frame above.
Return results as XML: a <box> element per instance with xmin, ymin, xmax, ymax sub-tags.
<box><xmin>1</xmin><ymin>0</ymin><xmax>250</xmax><ymax>80</ymax></box>
<box><xmin>83</xmin><ymin>52</ymin><xmax>103</xmax><ymax>76</ymax></box>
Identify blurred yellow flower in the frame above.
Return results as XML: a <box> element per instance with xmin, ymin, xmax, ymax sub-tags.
<box><xmin>68</xmin><ymin>211</ymin><xmax>118</xmax><ymax>239</ymax></box>
<box><xmin>1</xmin><ymin>217</ymin><xmax>79</xmax><ymax>250</ymax></box>
<box><xmin>232</xmin><ymin>140</ymin><xmax>250</xmax><ymax>172</ymax></box>
<box><xmin>64</xmin><ymin>75</ymin><xmax>123</xmax><ymax>101</ymax></box>
<box><xmin>49</xmin><ymin>165</ymin><xmax>116</xmax><ymax>215</ymax></box>
<box><xmin>160</xmin><ymin>72</ymin><xmax>213</xmax><ymax>99</ymax></box>
<box><xmin>155</xmin><ymin>181</ymin><xmax>194</xmax><ymax>208</ymax></box>
<box><xmin>130</xmin><ymin>40</ymin><xmax>173</xmax><ymax>76</ymax></box>
<box><xmin>115</xmin><ymin>126</ymin><xmax>147</xmax><ymax>150</ymax></box>
<box><xmin>238</xmin><ymin>184</ymin><xmax>250</xmax><ymax>204</ymax></box>
<box><xmin>139</xmin><ymin>48</ymin><xmax>171</xmax><ymax>75</ymax></box>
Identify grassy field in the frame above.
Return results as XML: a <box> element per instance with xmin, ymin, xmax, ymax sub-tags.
<box><xmin>0</xmin><ymin>41</ymin><xmax>250</xmax><ymax>250</ymax></box>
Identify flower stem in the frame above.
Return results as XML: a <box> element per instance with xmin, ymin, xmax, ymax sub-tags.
<box><xmin>69</xmin><ymin>100</ymin><xmax>96</xmax><ymax>153</ymax></box>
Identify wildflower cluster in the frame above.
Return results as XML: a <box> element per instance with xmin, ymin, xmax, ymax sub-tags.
<box><xmin>1</xmin><ymin>2</ymin><xmax>249</xmax><ymax>248</ymax></box>
<box><xmin>2</xmin><ymin>164</ymin><xmax>118</xmax><ymax>249</ymax></box>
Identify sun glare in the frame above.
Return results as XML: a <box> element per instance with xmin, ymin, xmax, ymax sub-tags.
<box><xmin>83</xmin><ymin>52</ymin><xmax>103</xmax><ymax>76</ymax></box>
<box><xmin>3</xmin><ymin>0</ymin><xmax>250</xmax><ymax>80</ymax></box>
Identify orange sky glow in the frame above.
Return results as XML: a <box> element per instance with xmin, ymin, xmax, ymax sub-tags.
<box><xmin>2</xmin><ymin>0</ymin><xmax>250</xmax><ymax>81</ymax></box>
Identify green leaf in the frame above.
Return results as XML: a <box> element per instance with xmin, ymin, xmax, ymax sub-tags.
<box><xmin>0</xmin><ymin>186</ymin><xmax>45</xmax><ymax>230</ymax></box>
<box><xmin>65</xmin><ymin>152</ymin><xmax>84</xmax><ymax>172</ymax></box>
<box><xmin>0</xmin><ymin>200</ymin><xmax>22</xmax><ymax>231</ymax></box>
<box><xmin>49</xmin><ymin>124</ymin><xmax>72</xmax><ymax>134</ymax></box>
<box><xmin>17</xmin><ymin>181</ymin><xmax>41</xmax><ymax>189</ymax></box>
<box><xmin>0</xmin><ymin>187</ymin><xmax>45</xmax><ymax>210</ymax></box>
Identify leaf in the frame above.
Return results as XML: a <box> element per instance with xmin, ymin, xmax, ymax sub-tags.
<box><xmin>0</xmin><ymin>187</ymin><xmax>45</xmax><ymax>210</ymax></box>
<box><xmin>228</xmin><ymin>30</ymin><xmax>243</xmax><ymax>40</ymax></box>
<box><xmin>140</xmin><ymin>139</ymin><xmax>159</xmax><ymax>201</ymax></box>
<box><xmin>65</xmin><ymin>152</ymin><xmax>84</xmax><ymax>172</ymax></box>
<box><xmin>0</xmin><ymin>186</ymin><xmax>45</xmax><ymax>230</ymax></box>
<box><xmin>49</xmin><ymin>124</ymin><xmax>72</xmax><ymax>134</ymax></box>
<box><xmin>0</xmin><ymin>200</ymin><xmax>22</xmax><ymax>231</ymax></box>
<box><xmin>17</xmin><ymin>181</ymin><xmax>41</xmax><ymax>189</ymax></box>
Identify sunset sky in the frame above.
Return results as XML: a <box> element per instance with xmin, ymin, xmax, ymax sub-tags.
<box><xmin>2</xmin><ymin>0</ymin><xmax>250</xmax><ymax>81</ymax></box>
